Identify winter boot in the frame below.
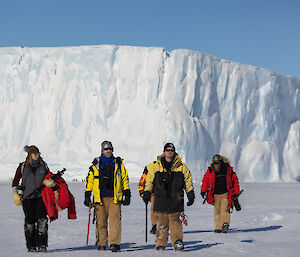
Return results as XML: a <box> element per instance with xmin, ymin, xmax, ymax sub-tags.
<box><xmin>98</xmin><ymin>245</ymin><xmax>106</xmax><ymax>250</ymax></box>
<box><xmin>24</xmin><ymin>222</ymin><xmax>36</xmax><ymax>251</ymax></box>
<box><xmin>174</xmin><ymin>240</ymin><xmax>184</xmax><ymax>251</ymax></box>
<box><xmin>37</xmin><ymin>218</ymin><xmax>48</xmax><ymax>249</ymax></box>
<box><xmin>156</xmin><ymin>246</ymin><xmax>166</xmax><ymax>251</ymax></box>
<box><xmin>222</xmin><ymin>222</ymin><xmax>229</xmax><ymax>233</ymax></box>
<box><xmin>150</xmin><ymin>224</ymin><xmax>157</xmax><ymax>234</ymax></box>
<box><xmin>110</xmin><ymin>244</ymin><xmax>120</xmax><ymax>252</ymax></box>
<box><xmin>37</xmin><ymin>245</ymin><xmax>47</xmax><ymax>252</ymax></box>
<box><xmin>214</xmin><ymin>229</ymin><xmax>222</xmax><ymax>233</ymax></box>
<box><xmin>27</xmin><ymin>247</ymin><xmax>36</xmax><ymax>252</ymax></box>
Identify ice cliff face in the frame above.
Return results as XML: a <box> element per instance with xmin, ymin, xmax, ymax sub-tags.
<box><xmin>0</xmin><ymin>45</ymin><xmax>299</xmax><ymax>182</ymax></box>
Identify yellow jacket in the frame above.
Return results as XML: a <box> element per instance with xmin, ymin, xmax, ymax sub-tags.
<box><xmin>85</xmin><ymin>157</ymin><xmax>130</xmax><ymax>204</ymax></box>
<box><xmin>144</xmin><ymin>154</ymin><xmax>193</xmax><ymax>212</ymax></box>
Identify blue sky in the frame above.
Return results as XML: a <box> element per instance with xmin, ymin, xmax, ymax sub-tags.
<box><xmin>1</xmin><ymin>0</ymin><xmax>299</xmax><ymax>78</ymax></box>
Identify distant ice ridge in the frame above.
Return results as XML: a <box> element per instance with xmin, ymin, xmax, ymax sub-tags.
<box><xmin>0</xmin><ymin>45</ymin><xmax>299</xmax><ymax>182</ymax></box>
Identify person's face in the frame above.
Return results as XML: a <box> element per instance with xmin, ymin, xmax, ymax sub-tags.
<box><xmin>164</xmin><ymin>147</ymin><xmax>175</xmax><ymax>159</ymax></box>
<box><xmin>31</xmin><ymin>152</ymin><xmax>40</xmax><ymax>161</ymax></box>
<box><xmin>102</xmin><ymin>148</ymin><xmax>113</xmax><ymax>158</ymax></box>
<box><xmin>213</xmin><ymin>161</ymin><xmax>222</xmax><ymax>172</ymax></box>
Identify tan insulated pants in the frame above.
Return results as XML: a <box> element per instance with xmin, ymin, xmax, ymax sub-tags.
<box><xmin>95</xmin><ymin>197</ymin><xmax>121</xmax><ymax>246</ymax></box>
<box><xmin>156</xmin><ymin>212</ymin><xmax>182</xmax><ymax>247</ymax></box>
<box><xmin>214</xmin><ymin>192</ymin><xmax>230</xmax><ymax>230</ymax></box>
<box><xmin>150</xmin><ymin>194</ymin><xmax>158</xmax><ymax>225</ymax></box>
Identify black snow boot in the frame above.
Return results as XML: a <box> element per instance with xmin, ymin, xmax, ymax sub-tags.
<box><xmin>110</xmin><ymin>244</ymin><xmax>120</xmax><ymax>252</ymax></box>
<box><xmin>214</xmin><ymin>229</ymin><xmax>222</xmax><ymax>233</ymax></box>
<box><xmin>36</xmin><ymin>218</ymin><xmax>48</xmax><ymax>249</ymax></box>
<box><xmin>98</xmin><ymin>245</ymin><xmax>106</xmax><ymax>250</ymax></box>
<box><xmin>24</xmin><ymin>222</ymin><xmax>36</xmax><ymax>251</ymax></box>
<box><xmin>150</xmin><ymin>224</ymin><xmax>157</xmax><ymax>234</ymax></box>
<box><xmin>27</xmin><ymin>247</ymin><xmax>36</xmax><ymax>252</ymax></box>
<box><xmin>222</xmin><ymin>222</ymin><xmax>229</xmax><ymax>233</ymax></box>
<box><xmin>156</xmin><ymin>246</ymin><xmax>166</xmax><ymax>251</ymax></box>
<box><xmin>37</xmin><ymin>245</ymin><xmax>47</xmax><ymax>252</ymax></box>
<box><xmin>174</xmin><ymin>240</ymin><xmax>184</xmax><ymax>251</ymax></box>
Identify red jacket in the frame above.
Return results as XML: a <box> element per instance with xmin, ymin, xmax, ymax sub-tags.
<box><xmin>41</xmin><ymin>172</ymin><xmax>77</xmax><ymax>222</ymax></box>
<box><xmin>201</xmin><ymin>164</ymin><xmax>240</xmax><ymax>207</ymax></box>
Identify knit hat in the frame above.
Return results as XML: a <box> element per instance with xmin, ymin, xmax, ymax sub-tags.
<box><xmin>101</xmin><ymin>141</ymin><xmax>114</xmax><ymax>152</ymax></box>
<box><xmin>24</xmin><ymin>145</ymin><xmax>40</xmax><ymax>154</ymax></box>
<box><xmin>163</xmin><ymin>143</ymin><xmax>175</xmax><ymax>152</ymax></box>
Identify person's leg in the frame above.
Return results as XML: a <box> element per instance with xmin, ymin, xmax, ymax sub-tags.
<box><xmin>22</xmin><ymin>199</ymin><xmax>37</xmax><ymax>251</ymax></box>
<box><xmin>155</xmin><ymin>212</ymin><xmax>169</xmax><ymax>248</ymax></box>
<box><xmin>35</xmin><ymin>198</ymin><xmax>48</xmax><ymax>251</ymax></box>
<box><xmin>220</xmin><ymin>193</ymin><xmax>230</xmax><ymax>232</ymax></box>
<box><xmin>95</xmin><ymin>200</ymin><xmax>109</xmax><ymax>247</ymax></box>
<box><xmin>168</xmin><ymin>212</ymin><xmax>183</xmax><ymax>249</ymax></box>
<box><xmin>214</xmin><ymin>194</ymin><xmax>222</xmax><ymax>231</ymax></box>
<box><xmin>107</xmin><ymin>198</ymin><xmax>121</xmax><ymax>247</ymax></box>
<box><xmin>150</xmin><ymin>195</ymin><xmax>158</xmax><ymax>234</ymax></box>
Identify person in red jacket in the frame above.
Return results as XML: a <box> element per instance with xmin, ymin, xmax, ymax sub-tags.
<box><xmin>201</xmin><ymin>154</ymin><xmax>241</xmax><ymax>233</ymax></box>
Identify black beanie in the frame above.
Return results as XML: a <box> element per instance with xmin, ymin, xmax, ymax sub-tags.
<box><xmin>163</xmin><ymin>143</ymin><xmax>175</xmax><ymax>152</ymax></box>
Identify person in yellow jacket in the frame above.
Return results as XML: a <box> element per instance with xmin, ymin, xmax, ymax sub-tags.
<box><xmin>138</xmin><ymin>162</ymin><xmax>159</xmax><ymax>234</ymax></box>
<box><xmin>84</xmin><ymin>141</ymin><xmax>130</xmax><ymax>252</ymax></box>
<box><xmin>143</xmin><ymin>143</ymin><xmax>195</xmax><ymax>251</ymax></box>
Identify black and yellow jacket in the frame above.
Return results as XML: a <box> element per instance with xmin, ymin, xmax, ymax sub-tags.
<box><xmin>144</xmin><ymin>154</ymin><xmax>193</xmax><ymax>212</ymax></box>
<box><xmin>85</xmin><ymin>157</ymin><xmax>130</xmax><ymax>204</ymax></box>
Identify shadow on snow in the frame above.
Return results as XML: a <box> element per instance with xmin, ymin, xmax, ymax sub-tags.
<box><xmin>184</xmin><ymin>225</ymin><xmax>282</xmax><ymax>234</ymax></box>
<box><xmin>48</xmin><ymin>240</ymin><xmax>222</xmax><ymax>252</ymax></box>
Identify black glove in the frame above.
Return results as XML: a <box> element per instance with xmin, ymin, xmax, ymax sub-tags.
<box><xmin>231</xmin><ymin>194</ymin><xmax>241</xmax><ymax>211</ymax></box>
<box><xmin>143</xmin><ymin>191</ymin><xmax>151</xmax><ymax>204</ymax></box>
<box><xmin>84</xmin><ymin>191</ymin><xmax>92</xmax><ymax>207</ymax></box>
<box><xmin>201</xmin><ymin>192</ymin><xmax>206</xmax><ymax>199</ymax></box>
<box><xmin>123</xmin><ymin>189</ymin><xmax>131</xmax><ymax>206</ymax></box>
<box><xmin>187</xmin><ymin>190</ymin><xmax>195</xmax><ymax>206</ymax></box>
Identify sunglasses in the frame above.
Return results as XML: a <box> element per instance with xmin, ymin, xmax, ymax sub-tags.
<box><xmin>165</xmin><ymin>149</ymin><xmax>175</xmax><ymax>152</ymax></box>
<box><xmin>33</xmin><ymin>153</ymin><xmax>40</xmax><ymax>156</ymax></box>
<box><xmin>213</xmin><ymin>161</ymin><xmax>221</xmax><ymax>165</ymax></box>
<box><xmin>103</xmin><ymin>148</ymin><xmax>112</xmax><ymax>151</ymax></box>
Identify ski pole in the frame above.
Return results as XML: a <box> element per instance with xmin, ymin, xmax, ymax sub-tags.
<box><xmin>145</xmin><ymin>202</ymin><xmax>148</xmax><ymax>243</ymax></box>
<box><xmin>86</xmin><ymin>202</ymin><xmax>92</xmax><ymax>246</ymax></box>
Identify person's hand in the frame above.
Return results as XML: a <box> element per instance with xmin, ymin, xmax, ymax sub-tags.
<box><xmin>13</xmin><ymin>193</ymin><xmax>22</xmax><ymax>206</ymax></box>
<box><xmin>123</xmin><ymin>189</ymin><xmax>131</xmax><ymax>206</ymax></box>
<box><xmin>143</xmin><ymin>191</ymin><xmax>151</xmax><ymax>204</ymax></box>
<box><xmin>84</xmin><ymin>191</ymin><xmax>92</xmax><ymax>207</ymax></box>
<box><xmin>187</xmin><ymin>190</ymin><xmax>195</xmax><ymax>206</ymax></box>
<box><xmin>43</xmin><ymin>178</ymin><xmax>55</xmax><ymax>188</ymax></box>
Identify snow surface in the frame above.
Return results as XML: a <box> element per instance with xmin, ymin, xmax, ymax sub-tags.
<box><xmin>1</xmin><ymin>182</ymin><xmax>300</xmax><ymax>257</ymax></box>
<box><xmin>0</xmin><ymin>45</ymin><xmax>300</xmax><ymax>182</ymax></box>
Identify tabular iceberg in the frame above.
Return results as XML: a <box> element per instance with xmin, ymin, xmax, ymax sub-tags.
<box><xmin>0</xmin><ymin>45</ymin><xmax>299</xmax><ymax>182</ymax></box>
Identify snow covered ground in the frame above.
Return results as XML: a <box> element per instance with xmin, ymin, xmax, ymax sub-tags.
<box><xmin>1</xmin><ymin>182</ymin><xmax>299</xmax><ymax>257</ymax></box>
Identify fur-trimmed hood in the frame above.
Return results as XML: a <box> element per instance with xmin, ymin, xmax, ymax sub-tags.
<box><xmin>210</xmin><ymin>155</ymin><xmax>231</xmax><ymax>164</ymax></box>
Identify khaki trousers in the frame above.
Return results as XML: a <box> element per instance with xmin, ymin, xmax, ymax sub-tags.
<box><xmin>95</xmin><ymin>197</ymin><xmax>121</xmax><ymax>246</ymax></box>
<box><xmin>156</xmin><ymin>212</ymin><xmax>182</xmax><ymax>247</ymax></box>
<box><xmin>214</xmin><ymin>193</ymin><xmax>230</xmax><ymax>230</ymax></box>
<box><xmin>150</xmin><ymin>194</ymin><xmax>158</xmax><ymax>225</ymax></box>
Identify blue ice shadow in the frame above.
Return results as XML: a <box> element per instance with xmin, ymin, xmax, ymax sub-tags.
<box><xmin>184</xmin><ymin>229</ymin><xmax>214</xmax><ymax>234</ymax></box>
<box><xmin>47</xmin><ymin>245</ymin><xmax>97</xmax><ymax>253</ymax></box>
<box><xmin>184</xmin><ymin>240</ymin><xmax>223</xmax><ymax>252</ymax></box>
<box><xmin>241</xmin><ymin>239</ymin><xmax>254</xmax><ymax>243</ymax></box>
<box><xmin>184</xmin><ymin>225</ymin><xmax>282</xmax><ymax>234</ymax></box>
<box><xmin>230</xmin><ymin>225</ymin><xmax>282</xmax><ymax>233</ymax></box>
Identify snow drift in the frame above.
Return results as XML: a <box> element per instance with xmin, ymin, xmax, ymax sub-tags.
<box><xmin>0</xmin><ymin>45</ymin><xmax>299</xmax><ymax>182</ymax></box>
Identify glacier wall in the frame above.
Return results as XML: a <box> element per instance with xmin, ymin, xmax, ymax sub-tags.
<box><xmin>0</xmin><ymin>45</ymin><xmax>299</xmax><ymax>182</ymax></box>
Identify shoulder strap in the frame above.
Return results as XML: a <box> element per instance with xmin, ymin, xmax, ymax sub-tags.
<box><xmin>116</xmin><ymin>157</ymin><xmax>122</xmax><ymax>170</ymax></box>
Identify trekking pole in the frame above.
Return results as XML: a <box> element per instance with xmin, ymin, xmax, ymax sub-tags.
<box><xmin>86</xmin><ymin>202</ymin><xmax>92</xmax><ymax>246</ymax></box>
<box><xmin>145</xmin><ymin>202</ymin><xmax>148</xmax><ymax>243</ymax></box>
